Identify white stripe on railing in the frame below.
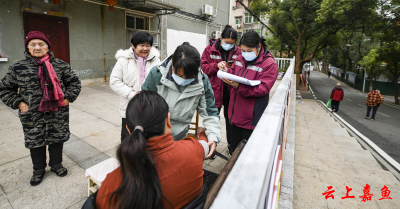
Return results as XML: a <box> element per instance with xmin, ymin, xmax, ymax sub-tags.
<box><xmin>210</xmin><ymin>57</ymin><xmax>296</xmax><ymax>209</ymax></box>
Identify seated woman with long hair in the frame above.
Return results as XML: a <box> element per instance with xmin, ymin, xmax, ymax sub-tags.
<box><xmin>95</xmin><ymin>91</ymin><xmax>209</xmax><ymax>209</ymax></box>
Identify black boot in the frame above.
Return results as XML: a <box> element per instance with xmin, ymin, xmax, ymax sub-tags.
<box><xmin>51</xmin><ymin>164</ymin><xmax>68</xmax><ymax>177</ymax></box>
<box><xmin>30</xmin><ymin>169</ymin><xmax>45</xmax><ymax>186</ymax></box>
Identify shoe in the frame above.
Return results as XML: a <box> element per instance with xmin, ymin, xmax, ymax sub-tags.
<box><xmin>371</xmin><ymin>119</ymin><xmax>375</xmax><ymax>121</ymax></box>
<box><xmin>332</xmin><ymin>109</ymin><xmax>336</xmax><ymax>112</ymax></box>
<box><xmin>365</xmin><ymin>117</ymin><xmax>369</xmax><ymax>119</ymax></box>
<box><xmin>51</xmin><ymin>164</ymin><xmax>68</xmax><ymax>177</ymax></box>
<box><xmin>30</xmin><ymin>169</ymin><xmax>45</xmax><ymax>186</ymax></box>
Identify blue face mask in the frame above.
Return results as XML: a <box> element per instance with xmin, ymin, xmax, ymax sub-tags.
<box><xmin>242</xmin><ymin>51</ymin><xmax>258</xmax><ymax>61</ymax></box>
<box><xmin>172</xmin><ymin>71</ymin><xmax>195</xmax><ymax>86</ymax></box>
<box><xmin>221</xmin><ymin>42</ymin><xmax>234</xmax><ymax>51</ymax></box>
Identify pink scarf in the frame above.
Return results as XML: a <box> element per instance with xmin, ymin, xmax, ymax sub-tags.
<box><xmin>134</xmin><ymin>52</ymin><xmax>147</xmax><ymax>85</ymax></box>
<box><xmin>33</xmin><ymin>54</ymin><xmax>65</xmax><ymax>112</ymax></box>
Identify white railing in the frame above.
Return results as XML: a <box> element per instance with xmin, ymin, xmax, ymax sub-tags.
<box><xmin>275</xmin><ymin>58</ymin><xmax>292</xmax><ymax>70</ymax></box>
<box><xmin>210</xmin><ymin>57</ymin><xmax>296</xmax><ymax>209</ymax></box>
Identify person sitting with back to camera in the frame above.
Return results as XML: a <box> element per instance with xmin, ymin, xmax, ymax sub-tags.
<box><xmin>142</xmin><ymin>42</ymin><xmax>222</xmax><ymax>158</ymax></box>
<box><xmin>95</xmin><ymin>91</ymin><xmax>210</xmax><ymax>209</ymax></box>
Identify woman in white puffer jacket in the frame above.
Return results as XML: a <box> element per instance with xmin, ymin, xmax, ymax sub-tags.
<box><xmin>110</xmin><ymin>31</ymin><xmax>160</xmax><ymax>141</ymax></box>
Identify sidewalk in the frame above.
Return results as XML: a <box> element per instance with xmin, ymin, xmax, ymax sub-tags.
<box><xmin>294</xmin><ymin>99</ymin><xmax>400</xmax><ymax>208</ymax></box>
<box><xmin>0</xmin><ymin>80</ymin><xmax>281</xmax><ymax>209</ymax></box>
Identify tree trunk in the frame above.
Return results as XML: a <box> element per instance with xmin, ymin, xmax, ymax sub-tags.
<box><xmin>394</xmin><ymin>78</ymin><xmax>399</xmax><ymax>105</ymax></box>
<box><xmin>369</xmin><ymin>78</ymin><xmax>373</xmax><ymax>92</ymax></box>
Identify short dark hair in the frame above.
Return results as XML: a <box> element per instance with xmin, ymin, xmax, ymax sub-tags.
<box><xmin>172</xmin><ymin>42</ymin><xmax>200</xmax><ymax>79</ymax></box>
<box><xmin>221</xmin><ymin>25</ymin><xmax>238</xmax><ymax>40</ymax></box>
<box><xmin>131</xmin><ymin>31</ymin><xmax>153</xmax><ymax>48</ymax></box>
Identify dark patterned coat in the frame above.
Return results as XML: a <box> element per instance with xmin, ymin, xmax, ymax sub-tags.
<box><xmin>0</xmin><ymin>51</ymin><xmax>81</xmax><ymax>149</ymax></box>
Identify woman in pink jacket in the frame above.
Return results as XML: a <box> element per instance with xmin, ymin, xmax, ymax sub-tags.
<box><xmin>201</xmin><ymin>25</ymin><xmax>241</xmax><ymax>155</ymax></box>
<box><xmin>221</xmin><ymin>31</ymin><xmax>278</xmax><ymax>153</ymax></box>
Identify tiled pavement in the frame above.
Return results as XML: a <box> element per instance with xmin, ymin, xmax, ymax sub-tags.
<box><xmin>0</xmin><ymin>81</ymin><xmax>280</xmax><ymax>209</ymax></box>
<box><xmin>294</xmin><ymin>100</ymin><xmax>400</xmax><ymax>209</ymax></box>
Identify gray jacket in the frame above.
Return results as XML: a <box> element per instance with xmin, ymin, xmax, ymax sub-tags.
<box><xmin>142</xmin><ymin>56</ymin><xmax>221</xmax><ymax>144</ymax></box>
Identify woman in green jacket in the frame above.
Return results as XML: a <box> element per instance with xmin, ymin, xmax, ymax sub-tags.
<box><xmin>142</xmin><ymin>42</ymin><xmax>221</xmax><ymax>158</ymax></box>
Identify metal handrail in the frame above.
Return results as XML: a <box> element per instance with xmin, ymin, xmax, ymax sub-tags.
<box><xmin>210</xmin><ymin>57</ymin><xmax>296</xmax><ymax>209</ymax></box>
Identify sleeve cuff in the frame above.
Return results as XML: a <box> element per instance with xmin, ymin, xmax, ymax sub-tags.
<box><xmin>207</xmin><ymin>135</ymin><xmax>219</xmax><ymax>145</ymax></box>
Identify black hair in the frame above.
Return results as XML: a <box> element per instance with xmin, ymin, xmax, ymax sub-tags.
<box><xmin>172</xmin><ymin>42</ymin><xmax>200</xmax><ymax>79</ymax></box>
<box><xmin>239</xmin><ymin>31</ymin><xmax>274</xmax><ymax>58</ymax></box>
<box><xmin>131</xmin><ymin>31</ymin><xmax>153</xmax><ymax>48</ymax></box>
<box><xmin>239</xmin><ymin>30</ymin><xmax>267</xmax><ymax>49</ymax></box>
<box><xmin>221</xmin><ymin>25</ymin><xmax>238</xmax><ymax>40</ymax></box>
<box><xmin>110</xmin><ymin>91</ymin><xmax>168</xmax><ymax>209</ymax></box>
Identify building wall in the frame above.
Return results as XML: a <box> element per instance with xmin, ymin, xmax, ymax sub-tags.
<box><xmin>229</xmin><ymin>0</ymin><xmax>269</xmax><ymax>38</ymax></box>
<box><xmin>0</xmin><ymin>0</ymin><xmax>126</xmax><ymax>83</ymax></box>
<box><xmin>163</xmin><ymin>0</ymin><xmax>230</xmax><ymax>56</ymax></box>
<box><xmin>0</xmin><ymin>0</ymin><xmax>230</xmax><ymax>82</ymax></box>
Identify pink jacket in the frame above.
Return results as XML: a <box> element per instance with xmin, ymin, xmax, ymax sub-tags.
<box><xmin>201</xmin><ymin>39</ymin><xmax>241</xmax><ymax>108</ymax></box>
<box><xmin>227</xmin><ymin>47</ymin><xmax>278</xmax><ymax>130</ymax></box>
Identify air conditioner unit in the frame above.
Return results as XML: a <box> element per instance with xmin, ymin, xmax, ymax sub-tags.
<box><xmin>211</xmin><ymin>31</ymin><xmax>222</xmax><ymax>39</ymax></box>
<box><xmin>236</xmin><ymin>24</ymin><xmax>241</xmax><ymax>28</ymax></box>
<box><xmin>202</xmin><ymin>4</ymin><xmax>214</xmax><ymax>16</ymax></box>
<box><xmin>232</xmin><ymin>6</ymin><xmax>236</xmax><ymax>10</ymax></box>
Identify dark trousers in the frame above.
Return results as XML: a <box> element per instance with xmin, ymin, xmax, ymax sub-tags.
<box><xmin>366</xmin><ymin>106</ymin><xmax>379</xmax><ymax>119</ymax></box>
<box><xmin>121</xmin><ymin>118</ymin><xmax>129</xmax><ymax>141</ymax></box>
<box><xmin>30</xmin><ymin>143</ymin><xmax>63</xmax><ymax>171</ymax></box>
<box><xmin>230</xmin><ymin>125</ymin><xmax>253</xmax><ymax>155</ymax></box>
<box><xmin>331</xmin><ymin>100</ymin><xmax>340</xmax><ymax>112</ymax></box>
<box><xmin>218</xmin><ymin>85</ymin><xmax>232</xmax><ymax>154</ymax></box>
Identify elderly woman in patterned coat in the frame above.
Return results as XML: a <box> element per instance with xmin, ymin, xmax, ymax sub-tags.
<box><xmin>0</xmin><ymin>31</ymin><xmax>81</xmax><ymax>186</ymax></box>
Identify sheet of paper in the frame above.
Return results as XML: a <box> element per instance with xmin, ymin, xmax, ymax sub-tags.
<box><xmin>217</xmin><ymin>71</ymin><xmax>261</xmax><ymax>86</ymax></box>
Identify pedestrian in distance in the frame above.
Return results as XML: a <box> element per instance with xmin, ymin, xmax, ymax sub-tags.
<box><xmin>110</xmin><ymin>31</ymin><xmax>160</xmax><ymax>141</ymax></box>
<box><xmin>220</xmin><ymin>31</ymin><xmax>278</xmax><ymax>155</ymax></box>
<box><xmin>94</xmin><ymin>91</ymin><xmax>209</xmax><ymax>209</ymax></box>
<box><xmin>201</xmin><ymin>25</ymin><xmax>241</xmax><ymax>155</ymax></box>
<box><xmin>0</xmin><ymin>31</ymin><xmax>81</xmax><ymax>186</ymax></box>
<box><xmin>328</xmin><ymin>71</ymin><xmax>331</xmax><ymax>78</ymax></box>
<box><xmin>330</xmin><ymin>83</ymin><xmax>344</xmax><ymax>112</ymax></box>
<box><xmin>142</xmin><ymin>42</ymin><xmax>221</xmax><ymax>158</ymax></box>
<box><xmin>365</xmin><ymin>88</ymin><xmax>384</xmax><ymax>121</ymax></box>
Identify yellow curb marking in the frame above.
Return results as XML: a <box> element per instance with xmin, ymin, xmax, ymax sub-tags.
<box><xmin>378</xmin><ymin>112</ymin><xmax>390</xmax><ymax>117</ymax></box>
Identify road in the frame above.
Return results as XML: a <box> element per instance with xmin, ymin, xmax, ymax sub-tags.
<box><xmin>308</xmin><ymin>71</ymin><xmax>400</xmax><ymax>164</ymax></box>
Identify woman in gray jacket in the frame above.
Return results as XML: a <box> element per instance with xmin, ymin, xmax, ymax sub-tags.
<box><xmin>142</xmin><ymin>42</ymin><xmax>221</xmax><ymax>158</ymax></box>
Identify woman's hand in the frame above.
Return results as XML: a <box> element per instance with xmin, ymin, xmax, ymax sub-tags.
<box><xmin>222</xmin><ymin>78</ymin><xmax>239</xmax><ymax>89</ymax></box>
<box><xmin>64</xmin><ymin>98</ymin><xmax>70</xmax><ymax>106</ymax></box>
<box><xmin>18</xmin><ymin>102</ymin><xmax>29</xmax><ymax>113</ymax></box>
<box><xmin>206</xmin><ymin>141</ymin><xmax>216</xmax><ymax>159</ymax></box>
<box><xmin>217</xmin><ymin>61</ymin><xmax>226</xmax><ymax>71</ymax></box>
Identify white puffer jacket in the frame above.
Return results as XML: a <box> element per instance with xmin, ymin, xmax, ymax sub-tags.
<box><xmin>110</xmin><ymin>47</ymin><xmax>161</xmax><ymax>118</ymax></box>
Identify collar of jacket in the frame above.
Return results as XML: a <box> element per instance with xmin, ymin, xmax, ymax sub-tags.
<box><xmin>210</xmin><ymin>39</ymin><xmax>240</xmax><ymax>60</ymax></box>
<box><xmin>158</xmin><ymin>57</ymin><xmax>204</xmax><ymax>95</ymax></box>
<box><xmin>147</xmin><ymin>132</ymin><xmax>176</xmax><ymax>155</ymax></box>
<box><xmin>114</xmin><ymin>47</ymin><xmax>159</xmax><ymax>62</ymax></box>
<box><xmin>333</xmin><ymin>86</ymin><xmax>343</xmax><ymax>91</ymax></box>
<box><xmin>25</xmin><ymin>51</ymin><xmax>55</xmax><ymax>63</ymax></box>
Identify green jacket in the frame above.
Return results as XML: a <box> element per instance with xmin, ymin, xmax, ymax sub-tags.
<box><xmin>142</xmin><ymin>56</ymin><xmax>221</xmax><ymax>144</ymax></box>
<box><xmin>0</xmin><ymin>51</ymin><xmax>81</xmax><ymax>149</ymax></box>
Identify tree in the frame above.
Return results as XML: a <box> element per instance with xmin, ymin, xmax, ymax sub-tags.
<box><xmin>375</xmin><ymin>0</ymin><xmax>400</xmax><ymax>104</ymax></box>
<box><xmin>358</xmin><ymin>49</ymin><xmax>383</xmax><ymax>91</ymax></box>
<box><xmin>377</xmin><ymin>44</ymin><xmax>400</xmax><ymax>104</ymax></box>
<box><xmin>250</xmin><ymin>0</ymin><xmax>377</xmax><ymax>88</ymax></box>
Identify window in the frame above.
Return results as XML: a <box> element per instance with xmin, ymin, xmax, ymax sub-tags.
<box><xmin>126</xmin><ymin>13</ymin><xmax>149</xmax><ymax>30</ymax></box>
<box><xmin>235</xmin><ymin>17</ymin><xmax>242</xmax><ymax>25</ymax></box>
<box><xmin>244</xmin><ymin>13</ymin><xmax>254</xmax><ymax>24</ymax></box>
<box><xmin>243</xmin><ymin>29</ymin><xmax>262</xmax><ymax>36</ymax></box>
<box><xmin>236</xmin><ymin>2</ymin><xmax>242</xmax><ymax>9</ymax></box>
